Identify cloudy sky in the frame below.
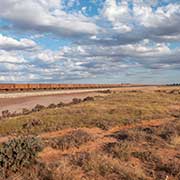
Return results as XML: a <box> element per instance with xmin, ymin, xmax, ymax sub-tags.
<box><xmin>0</xmin><ymin>0</ymin><xmax>180</xmax><ymax>84</ymax></box>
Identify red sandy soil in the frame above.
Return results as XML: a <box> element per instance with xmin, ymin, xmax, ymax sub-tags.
<box><xmin>39</xmin><ymin>117</ymin><xmax>174</xmax><ymax>163</ymax></box>
<box><xmin>0</xmin><ymin>117</ymin><xmax>173</xmax><ymax>150</ymax></box>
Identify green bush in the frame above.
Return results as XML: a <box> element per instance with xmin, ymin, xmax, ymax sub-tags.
<box><xmin>0</xmin><ymin>136</ymin><xmax>43</xmax><ymax>178</ymax></box>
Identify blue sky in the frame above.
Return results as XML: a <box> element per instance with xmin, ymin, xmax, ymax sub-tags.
<box><xmin>0</xmin><ymin>0</ymin><xmax>180</xmax><ymax>84</ymax></box>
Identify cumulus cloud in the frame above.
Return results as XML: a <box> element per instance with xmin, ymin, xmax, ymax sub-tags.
<box><xmin>0</xmin><ymin>34</ymin><xmax>37</xmax><ymax>51</ymax></box>
<box><xmin>103</xmin><ymin>0</ymin><xmax>132</xmax><ymax>33</ymax></box>
<box><xmin>0</xmin><ymin>0</ymin><xmax>100</xmax><ymax>37</ymax></box>
<box><xmin>0</xmin><ymin>50</ymin><xmax>26</xmax><ymax>63</ymax></box>
<box><xmin>0</xmin><ymin>0</ymin><xmax>180</xmax><ymax>83</ymax></box>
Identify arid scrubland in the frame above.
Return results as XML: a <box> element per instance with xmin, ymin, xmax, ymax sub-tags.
<box><xmin>0</xmin><ymin>87</ymin><xmax>180</xmax><ymax>180</ymax></box>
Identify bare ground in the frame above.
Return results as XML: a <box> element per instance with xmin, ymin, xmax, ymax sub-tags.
<box><xmin>0</xmin><ymin>91</ymin><xmax>106</xmax><ymax>114</ymax></box>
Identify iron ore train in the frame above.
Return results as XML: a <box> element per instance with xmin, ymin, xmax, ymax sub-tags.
<box><xmin>0</xmin><ymin>84</ymin><xmax>129</xmax><ymax>92</ymax></box>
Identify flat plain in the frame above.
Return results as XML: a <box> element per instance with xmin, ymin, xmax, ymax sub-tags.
<box><xmin>0</xmin><ymin>86</ymin><xmax>180</xmax><ymax>180</ymax></box>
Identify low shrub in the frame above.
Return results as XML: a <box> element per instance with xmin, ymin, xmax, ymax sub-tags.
<box><xmin>0</xmin><ymin>136</ymin><xmax>43</xmax><ymax>178</ymax></box>
<box><xmin>72</xmin><ymin>98</ymin><xmax>82</xmax><ymax>104</ymax></box>
<box><xmin>1</xmin><ymin>110</ymin><xmax>11</xmax><ymax>118</ymax></box>
<box><xmin>47</xmin><ymin>130</ymin><xmax>93</xmax><ymax>150</ymax></box>
<box><xmin>52</xmin><ymin>159</ymin><xmax>81</xmax><ymax>180</ymax></box>
<box><xmin>22</xmin><ymin>119</ymin><xmax>42</xmax><ymax>129</ymax></box>
<box><xmin>57</xmin><ymin>102</ymin><xmax>65</xmax><ymax>107</ymax></box>
<box><xmin>32</xmin><ymin>104</ymin><xmax>45</xmax><ymax>112</ymax></box>
<box><xmin>132</xmin><ymin>151</ymin><xmax>159</xmax><ymax>163</ymax></box>
<box><xmin>95</xmin><ymin>119</ymin><xmax>116</xmax><ymax>130</ymax></box>
<box><xmin>132</xmin><ymin>150</ymin><xmax>180</xmax><ymax>179</ymax></box>
<box><xmin>22</xmin><ymin>108</ymin><xmax>31</xmax><ymax>115</ymax></box>
<box><xmin>83</xmin><ymin>96</ymin><xmax>94</xmax><ymax>102</ymax></box>
<box><xmin>103</xmin><ymin>142</ymin><xmax>131</xmax><ymax>161</ymax></box>
<box><xmin>6</xmin><ymin>162</ymin><xmax>53</xmax><ymax>180</ymax></box>
<box><xmin>69</xmin><ymin>152</ymin><xmax>90</xmax><ymax>167</ymax></box>
<box><xmin>78</xmin><ymin>152</ymin><xmax>143</xmax><ymax>180</ymax></box>
<box><xmin>109</xmin><ymin>131</ymin><xmax>129</xmax><ymax>141</ymax></box>
<box><xmin>48</xmin><ymin>104</ymin><xmax>57</xmax><ymax>109</ymax></box>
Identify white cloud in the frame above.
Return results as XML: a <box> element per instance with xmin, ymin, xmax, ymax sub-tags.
<box><xmin>103</xmin><ymin>0</ymin><xmax>132</xmax><ymax>33</ymax></box>
<box><xmin>133</xmin><ymin>2</ymin><xmax>180</xmax><ymax>30</ymax></box>
<box><xmin>0</xmin><ymin>0</ymin><xmax>180</xmax><ymax>83</ymax></box>
<box><xmin>0</xmin><ymin>34</ymin><xmax>37</xmax><ymax>51</ymax></box>
<box><xmin>0</xmin><ymin>0</ymin><xmax>100</xmax><ymax>37</ymax></box>
<box><xmin>36</xmin><ymin>50</ymin><xmax>63</xmax><ymax>62</ymax></box>
<box><xmin>0</xmin><ymin>50</ymin><xmax>25</xmax><ymax>63</ymax></box>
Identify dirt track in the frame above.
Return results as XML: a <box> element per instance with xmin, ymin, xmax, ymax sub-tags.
<box><xmin>0</xmin><ymin>85</ymin><xmax>178</xmax><ymax>114</ymax></box>
<box><xmin>0</xmin><ymin>90</ymin><xmax>106</xmax><ymax>114</ymax></box>
<box><xmin>0</xmin><ymin>87</ymin><xmax>152</xmax><ymax>114</ymax></box>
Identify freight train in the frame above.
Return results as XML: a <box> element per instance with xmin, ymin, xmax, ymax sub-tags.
<box><xmin>0</xmin><ymin>84</ymin><xmax>129</xmax><ymax>92</ymax></box>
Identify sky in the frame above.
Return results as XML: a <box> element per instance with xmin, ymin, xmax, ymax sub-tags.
<box><xmin>0</xmin><ymin>0</ymin><xmax>180</xmax><ymax>84</ymax></box>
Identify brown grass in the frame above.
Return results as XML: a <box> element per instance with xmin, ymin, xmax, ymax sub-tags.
<box><xmin>45</xmin><ymin>129</ymin><xmax>93</xmax><ymax>150</ymax></box>
<box><xmin>1</xmin><ymin>89</ymin><xmax>180</xmax><ymax>136</ymax></box>
<box><xmin>0</xmin><ymin>87</ymin><xmax>180</xmax><ymax>180</ymax></box>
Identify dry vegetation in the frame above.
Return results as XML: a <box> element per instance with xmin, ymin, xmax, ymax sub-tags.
<box><xmin>0</xmin><ymin>87</ymin><xmax>180</xmax><ymax>180</ymax></box>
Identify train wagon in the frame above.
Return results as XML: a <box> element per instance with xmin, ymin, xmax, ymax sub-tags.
<box><xmin>39</xmin><ymin>84</ymin><xmax>52</xmax><ymax>90</ymax></box>
<box><xmin>0</xmin><ymin>84</ymin><xmax>15</xmax><ymax>91</ymax></box>
<box><xmin>50</xmin><ymin>84</ymin><xmax>59</xmax><ymax>89</ymax></box>
<box><xmin>0</xmin><ymin>83</ymin><xmax>125</xmax><ymax>91</ymax></box>
<box><xmin>14</xmin><ymin>84</ymin><xmax>29</xmax><ymax>91</ymax></box>
<box><xmin>28</xmin><ymin>84</ymin><xmax>40</xmax><ymax>90</ymax></box>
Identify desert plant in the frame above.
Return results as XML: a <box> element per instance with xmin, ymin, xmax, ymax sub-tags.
<box><xmin>32</xmin><ymin>104</ymin><xmax>45</xmax><ymax>112</ymax></box>
<box><xmin>95</xmin><ymin>119</ymin><xmax>116</xmax><ymax>130</ymax></box>
<box><xmin>103</xmin><ymin>142</ymin><xmax>131</xmax><ymax>161</ymax></box>
<box><xmin>69</xmin><ymin>152</ymin><xmax>90</xmax><ymax>167</ymax></box>
<box><xmin>57</xmin><ymin>102</ymin><xmax>65</xmax><ymax>107</ymax></box>
<box><xmin>83</xmin><ymin>96</ymin><xmax>94</xmax><ymax>102</ymax></box>
<box><xmin>47</xmin><ymin>130</ymin><xmax>93</xmax><ymax>150</ymax></box>
<box><xmin>80</xmin><ymin>153</ymin><xmax>143</xmax><ymax>180</ymax></box>
<box><xmin>72</xmin><ymin>98</ymin><xmax>82</xmax><ymax>104</ymax></box>
<box><xmin>22</xmin><ymin>108</ymin><xmax>31</xmax><ymax>115</ymax></box>
<box><xmin>0</xmin><ymin>136</ymin><xmax>43</xmax><ymax>178</ymax></box>
<box><xmin>2</xmin><ymin>110</ymin><xmax>11</xmax><ymax>118</ymax></box>
<box><xmin>22</xmin><ymin>119</ymin><xmax>42</xmax><ymax>129</ymax></box>
<box><xmin>52</xmin><ymin>159</ymin><xmax>81</xmax><ymax>180</ymax></box>
<box><xmin>48</xmin><ymin>103</ymin><xmax>57</xmax><ymax>109</ymax></box>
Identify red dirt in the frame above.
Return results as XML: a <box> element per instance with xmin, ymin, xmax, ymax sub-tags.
<box><xmin>0</xmin><ymin>136</ymin><xmax>12</xmax><ymax>144</ymax></box>
<box><xmin>39</xmin><ymin>117</ymin><xmax>174</xmax><ymax>163</ymax></box>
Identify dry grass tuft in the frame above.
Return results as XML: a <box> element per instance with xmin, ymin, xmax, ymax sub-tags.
<box><xmin>46</xmin><ymin>129</ymin><xmax>93</xmax><ymax>150</ymax></box>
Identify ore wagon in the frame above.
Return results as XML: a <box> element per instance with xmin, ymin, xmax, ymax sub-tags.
<box><xmin>0</xmin><ymin>84</ymin><xmax>15</xmax><ymax>91</ymax></box>
<box><xmin>28</xmin><ymin>84</ymin><xmax>40</xmax><ymax>90</ymax></box>
<box><xmin>0</xmin><ymin>83</ymin><xmax>124</xmax><ymax>91</ymax></box>
<box><xmin>14</xmin><ymin>84</ymin><xmax>29</xmax><ymax>91</ymax></box>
